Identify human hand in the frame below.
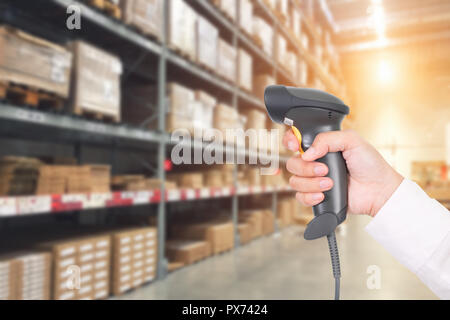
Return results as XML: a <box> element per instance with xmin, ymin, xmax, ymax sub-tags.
<box><xmin>284</xmin><ymin>129</ymin><xmax>403</xmax><ymax>217</ymax></box>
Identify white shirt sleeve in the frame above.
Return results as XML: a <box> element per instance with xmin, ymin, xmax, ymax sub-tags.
<box><xmin>365</xmin><ymin>178</ymin><xmax>450</xmax><ymax>299</ymax></box>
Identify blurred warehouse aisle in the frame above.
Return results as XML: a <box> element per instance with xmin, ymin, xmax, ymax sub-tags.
<box><xmin>117</xmin><ymin>216</ymin><xmax>436</xmax><ymax>300</ymax></box>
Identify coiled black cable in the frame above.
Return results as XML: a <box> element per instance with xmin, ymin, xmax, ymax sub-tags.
<box><xmin>327</xmin><ymin>231</ymin><xmax>341</xmax><ymax>300</ymax></box>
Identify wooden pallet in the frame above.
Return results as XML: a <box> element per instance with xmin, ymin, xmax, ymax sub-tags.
<box><xmin>73</xmin><ymin>107</ymin><xmax>120</xmax><ymax>123</ymax></box>
<box><xmin>85</xmin><ymin>0</ymin><xmax>121</xmax><ymax>20</ymax></box>
<box><xmin>0</xmin><ymin>81</ymin><xmax>64</xmax><ymax>110</ymax></box>
<box><xmin>167</xmin><ymin>44</ymin><xmax>196</xmax><ymax>63</ymax></box>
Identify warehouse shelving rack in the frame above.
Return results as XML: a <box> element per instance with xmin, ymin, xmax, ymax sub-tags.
<box><xmin>0</xmin><ymin>0</ymin><xmax>345</xmax><ymax>283</ymax></box>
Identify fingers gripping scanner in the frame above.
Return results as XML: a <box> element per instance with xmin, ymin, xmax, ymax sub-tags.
<box><xmin>264</xmin><ymin>85</ymin><xmax>350</xmax><ymax>300</ymax></box>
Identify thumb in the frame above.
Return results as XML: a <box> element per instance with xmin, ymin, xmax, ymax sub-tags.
<box><xmin>302</xmin><ymin>130</ymin><xmax>358</xmax><ymax>161</ymax></box>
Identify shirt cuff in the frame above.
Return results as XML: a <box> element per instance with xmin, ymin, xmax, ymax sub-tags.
<box><xmin>365</xmin><ymin>178</ymin><xmax>450</xmax><ymax>273</ymax></box>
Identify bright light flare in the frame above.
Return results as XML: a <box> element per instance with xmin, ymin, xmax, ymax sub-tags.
<box><xmin>377</xmin><ymin>60</ymin><xmax>395</xmax><ymax>85</ymax></box>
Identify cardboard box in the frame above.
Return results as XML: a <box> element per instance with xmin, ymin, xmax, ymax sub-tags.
<box><xmin>171</xmin><ymin>221</ymin><xmax>234</xmax><ymax>254</ymax></box>
<box><xmin>277</xmin><ymin>35</ymin><xmax>287</xmax><ymax>69</ymax></box>
<box><xmin>244</xmin><ymin>167</ymin><xmax>261</xmax><ymax>186</ymax></box>
<box><xmin>174</xmin><ymin>173</ymin><xmax>203</xmax><ymax>189</ymax></box>
<box><xmin>252</xmin><ymin>17</ymin><xmax>273</xmax><ymax>56</ymax></box>
<box><xmin>237</xmin><ymin>223</ymin><xmax>252</xmax><ymax>245</ymax></box>
<box><xmin>69</xmin><ymin>41</ymin><xmax>122</xmax><ymax>121</ymax></box>
<box><xmin>120</xmin><ymin>0</ymin><xmax>164</xmax><ymax>39</ymax></box>
<box><xmin>239</xmin><ymin>210</ymin><xmax>263</xmax><ymax>239</ymax></box>
<box><xmin>168</xmin><ymin>0</ymin><xmax>197</xmax><ymax>60</ymax></box>
<box><xmin>0</xmin><ymin>157</ymin><xmax>42</xmax><ymax>196</ymax></box>
<box><xmin>218</xmin><ymin>39</ymin><xmax>236</xmax><ymax>83</ymax></box>
<box><xmin>0</xmin><ymin>26</ymin><xmax>72</xmax><ymax>98</ymax></box>
<box><xmin>196</xmin><ymin>15</ymin><xmax>218</xmax><ymax>70</ymax></box>
<box><xmin>238</xmin><ymin>49</ymin><xmax>253</xmax><ymax>92</ymax></box>
<box><xmin>254</xmin><ymin>74</ymin><xmax>275</xmax><ymax>102</ymax></box>
<box><xmin>0</xmin><ymin>258</ymin><xmax>17</xmax><ymax>300</ymax></box>
<box><xmin>111</xmin><ymin>227</ymin><xmax>157</xmax><ymax>295</ymax></box>
<box><xmin>262</xmin><ymin>210</ymin><xmax>275</xmax><ymax>235</ymax></box>
<box><xmin>193</xmin><ymin>90</ymin><xmax>216</xmax><ymax>131</ymax></box>
<box><xmin>298</xmin><ymin>60</ymin><xmax>308</xmax><ymax>85</ymax></box>
<box><xmin>14</xmin><ymin>252</ymin><xmax>52</xmax><ymax>300</ymax></box>
<box><xmin>277</xmin><ymin>199</ymin><xmax>293</xmax><ymax>228</ymax></box>
<box><xmin>239</xmin><ymin>0</ymin><xmax>253</xmax><ymax>35</ymax></box>
<box><xmin>37</xmin><ymin>235</ymin><xmax>111</xmax><ymax>300</ymax></box>
<box><xmin>166</xmin><ymin>240</ymin><xmax>211</xmax><ymax>264</ymax></box>
<box><xmin>291</xmin><ymin>9</ymin><xmax>302</xmax><ymax>38</ymax></box>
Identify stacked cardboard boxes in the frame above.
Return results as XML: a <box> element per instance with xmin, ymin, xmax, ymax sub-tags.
<box><xmin>0</xmin><ymin>26</ymin><xmax>72</xmax><ymax>98</ymax></box>
<box><xmin>240</xmin><ymin>166</ymin><xmax>261</xmax><ymax>186</ymax></box>
<box><xmin>196</xmin><ymin>15</ymin><xmax>218</xmax><ymax>70</ymax></box>
<box><xmin>70</xmin><ymin>41</ymin><xmax>122</xmax><ymax>122</ymax></box>
<box><xmin>166</xmin><ymin>240</ymin><xmax>211</xmax><ymax>265</ymax></box>
<box><xmin>193</xmin><ymin>90</ymin><xmax>217</xmax><ymax>132</ymax></box>
<box><xmin>120</xmin><ymin>0</ymin><xmax>164</xmax><ymax>40</ymax></box>
<box><xmin>253</xmin><ymin>74</ymin><xmax>275</xmax><ymax>102</ymax></box>
<box><xmin>204</xmin><ymin>165</ymin><xmax>234</xmax><ymax>188</ymax></box>
<box><xmin>286</xmin><ymin>52</ymin><xmax>298</xmax><ymax>79</ymax></box>
<box><xmin>171</xmin><ymin>220</ymin><xmax>234</xmax><ymax>255</ymax></box>
<box><xmin>168</xmin><ymin>173</ymin><xmax>204</xmax><ymax>189</ymax></box>
<box><xmin>0</xmin><ymin>258</ymin><xmax>15</xmax><ymax>300</ymax></box>
<box><xmin>213</xmin><ymin>103</ymin><xmax>240</xmax><ymax>143</ymax></box>
<box><xmin>14</xmin><ymin>252</ymin><xmax>52</xmax><ymax>300</ymax></box>
<box><xmin>166</xmin><ymin>83</ymin><xmax>217</xmax><ymax>134</ymax></box>
<box><xmin>112</xmin><ymin>228</ymin><xmax>157</xmax><ymax>295</ymax></box>
<box><xmin>36</xmin><ymin>166</ymin><xmax>68</xmax><ymax>195</ymax></box>
<box><xmin>298</xmin><ymin>60</ymin><xmax>308</xmax><ymax>85</ymax></box>
<box><xmin>168</xmin><ymin>0</ymin><xmax>197</xmax><ymax>60</ymax></box>
<box><xmin>238</xmin><ymin>49</ymin><xmax>253</xmax><ymax>92</ymax></box>
<box><xmin>239</xmin><ymin>0</ymin><xmax>253</xmax><ymax>35</ymax></box>
<box><xmin>277</xmin><ymin>199</ymin><xmax>293</xmax><ymax>228</ymax></box>
<box><xmin>237</xmin><ymin>223</ymin><xmax>253</xmax><ymax>245</ymax></box>
<box><xmin>112</xmin><ymin>175</ymin><xmax>164</xmax><ymax>191</ymax></box>
<box><xmin>239</xmin><ymin>210</ymin><xmax>263</xmax><ymax>239</ymax></box>
<box><xmin>241</xmin><ymin>109</ymin><xmax>268</xmax><ymax>150</ymax></box>
<box><xmin>66</xmin><ymin>166</ymin><xmax>91</xmax><ymax>194</ymax></box>
<box><xmin>262</xmin><ymin>210</ymin><xmax>275</xmax><ymax>235</ymax></box>
<box><xmin>252</xmin><ymin>17</ymin><xmax>273</xmax><ymax>57</ymax></box>
<box><xmin>277</xmin><ymin>35</ymin><xmax>287</xmax><ymax>69</ymax></box>
<box><xmin>38</xmin><ymin>235</ymin><xmax>111</xmax><ymax>300</ymax></box>
<box><xmin>167</xmin><ymin>82</ymin><xmax>196</xmax><ymax>133</ymax></box>
<box><xmin>291</xmin><ymin>8</ymin><xmax>302</xmax><ymax>39</ymax></box>
<box><xmin>0</xmin><ymin>157</ymin><xmax>41</xmax><ymax>196</ymax></box>
<box><xmin>88</xmin><ymin>165</ymin><xmax>111</xmax><ymax>193</ymax></box>
<box><xmin>218</xmin><ymin>39</ymin><xmax>237</xmax><ymax>83</ymax></box>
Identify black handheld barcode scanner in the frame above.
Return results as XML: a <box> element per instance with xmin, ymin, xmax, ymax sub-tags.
<box><xmin>264</xmin><ymin>85</ymin><xmax>350</xmax><ymax>300</ymax></box>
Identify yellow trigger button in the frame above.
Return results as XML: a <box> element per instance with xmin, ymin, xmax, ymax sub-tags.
<box><xmin>291</xmin><ymin>126</ymin><xmax>304</xmax><ymax>154</ymax></box>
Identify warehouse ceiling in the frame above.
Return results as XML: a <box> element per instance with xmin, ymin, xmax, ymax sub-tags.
<box><xmin>325</xmin><ymin>0</ymin><xmax>450</xmax><ymax>52</ymax></box>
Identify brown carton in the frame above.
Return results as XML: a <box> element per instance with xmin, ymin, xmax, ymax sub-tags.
<box><xmin>121</xmin><ymin>0</ymin><xmax>164</xmax><ymax>40</ymax></box>
<box><xmin>69</xmin><ymin>41</ymin><xmax>122</xmax><ymax>121</ymax></box>
<box><xmin>0</xmin><ymin>27</ymin><xmax>72</xmax><ymax>98</ymax></box>
<box><xmin>217</xmin><ymin>39</ymin><xmax>237</xmax><ymax>83</ymax></box>
<box><xmin>166</xmin><ymin>240</ymin><xmax>211</xmax><ymax>265</ymax></box>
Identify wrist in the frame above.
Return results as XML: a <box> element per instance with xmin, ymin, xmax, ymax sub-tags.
<box><xmin>370</xmin><ymin>171</ymin><xmax>404</xmax><ymax>217</ymax></box>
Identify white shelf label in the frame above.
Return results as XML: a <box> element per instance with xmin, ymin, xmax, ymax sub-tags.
<box><xmin>167</xmin><ymin>190</ymin><xmax>180</xmax><ymax>201</ymax></box>
<box><xmin>200</xmin><ymin>188</ymin><xmax>210</xmax><ymax>198</ymax></box>
<box><xmin>85</xmin><ymin>193</ymin><xmax>111</xmax><ymax>208</ymax></box>
<box><xmin>185</xmin><ymin>189</ymin><xmax>195</xmax><ymax>199</ymax></box>
<box><xmin>0</xmin><ymin>198</ymin><xmax>17</xmax><ymax>216</ymax></box>
<box><xmin>133</xmin><ymin>191</ymin><xmax>152</xmax><ymax>204</ymax></box>
<box><xmin>17</xmin><ymin>196</ymin><xmax>51</xmax><ymax>214</ymax></box>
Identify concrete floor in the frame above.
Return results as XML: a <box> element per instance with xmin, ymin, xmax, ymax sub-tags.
<box><xmin>118</xmin><ymin>215</ymin><xmax>437</xmax><ymax>300</ymax></box>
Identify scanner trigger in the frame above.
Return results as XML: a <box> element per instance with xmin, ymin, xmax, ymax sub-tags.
<box><xmin>291</xmin><ymin>126</ymin><xmax>304</xmax><ymax>154</ymax></box>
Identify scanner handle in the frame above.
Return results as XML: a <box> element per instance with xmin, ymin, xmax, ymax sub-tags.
<box><xmin>285</xmin><ymin>107</ymin><xmax>348</xmax><ymax>240</ymax></box>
